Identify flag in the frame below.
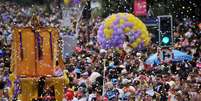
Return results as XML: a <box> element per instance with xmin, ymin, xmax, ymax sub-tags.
<box><xmin>134</xmin><ymin>0</ymin><xmax>147</xmax><ymax>16</ymax></box>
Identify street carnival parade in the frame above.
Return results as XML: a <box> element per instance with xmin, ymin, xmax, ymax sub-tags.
<box><xmin>0</xmin><ymin>0</ymin><xmax>201</xmax><ymax>101</ymax></box>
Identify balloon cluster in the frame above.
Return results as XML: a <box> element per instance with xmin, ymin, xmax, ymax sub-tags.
<box><xmin>97</xmin><ymin>13</ymin><xmax>150</xmax><ymax>49</ymax></box>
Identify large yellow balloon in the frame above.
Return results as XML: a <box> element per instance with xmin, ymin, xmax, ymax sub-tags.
<box><xmin>99</xmin><ymin>13</ymin><xmax>151</xmax><ymax>49</ymax></box>
<box><xmin>124</xmin><ymin>27</ymin><xmax>130</xmax><ymax>33</ymax></box>
<box><xmin>130</xmin><ymin>42</ymin><xmax>138</xmax><ymax>48</ymax></box>
<box><xmin>104</xmin><ymin>29</ymin><xmax>113</xmax><ymax>39</ymax></box>
<box><xmin>144</xmin><ymin>37</ymin><xmax>151</xmax><ymax>46</ymax></box>
<box><xmin>136</xmin><ymin>38</ymin><xmax>141</xmax><ymax>44</ymax></box>
<box><xmin>119</xmin><ymin>19</ymin><xmax>125</xmax><ymax>25</ymax></box>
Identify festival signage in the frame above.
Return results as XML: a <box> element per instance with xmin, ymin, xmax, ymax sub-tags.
<box><xmin>134</xmin><ymin>0</ymin><xmax>147</xmax><ymax>16</ymax></box>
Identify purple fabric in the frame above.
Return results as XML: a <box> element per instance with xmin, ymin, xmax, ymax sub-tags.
<box><xmin>19</xmin><ymin>32</ymin><xmax>23</xmax><ymax>60</ymax></box>
<box><xmin>49</xmin><ymin>32</ymin><xmax>53</xmax><ymax>61</ymax></box>
<box><xmin>37</xmin><ymin>32</ymin><xmax>43</xmax><ymax>60</ymax></box>
<box><xmin>13</xmin><ymin>77</ymin><xmax>20</xmax><ymax>99</ymax></box>
<box><xmin>54</xmin><ymin>68</ymin><xmax>63</xmax><ymax>77</ymax></box>
<box><xmin>137</xmin><ymin>41</ymin><xmax>144</xmax><ymax>50</ymax></box>
<box><xmin>129</xmin><ymin>31</ymin><xmax>141</xmax><ymax>44</ymax></box>
<box><xmin>5</xmin><ymin>72</ymin><xmax>11</xmax><ymax>87</ymax></box>
<box><xmin>73</xmin><ymin>0</ymin><xmax>81</xmax><ymax>4</ymax></box>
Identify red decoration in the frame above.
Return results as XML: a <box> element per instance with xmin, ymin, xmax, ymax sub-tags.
<box><xmin>65</xmin><ymin>90</ymin><xmax>74</xmax><ymax>100</ymax></box>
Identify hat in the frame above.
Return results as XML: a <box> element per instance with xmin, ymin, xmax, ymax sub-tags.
<box><xmin>136</xmin><ymin>52</ymin><xmax>141</xmax><ymax>57</ymax></box>
<box><xmin>119</xmin><ymin>65</ymin><xmax>125</xmax><ymax>68</ymax></box>
<box><xmin>81</xmin><ymin>72</ymin><xmax>89</xmax><ymax>76</ymax></box>
<box><xmin>167</xmin><ymin>81</ymin><xmax>176</xmax><ymax>88</ymax></box>
<box><xmin>100</xmin><ymin>49</ymin><xmax>107</xmax><ymax>53</ymax></box>
<box><xmin>122</xmin><ymin>79</ymin><xmax>131</xmax><ymax>85</ymax></box>
<box><xmin>86</xmin><ymin>57</ymin><xmax>91</xmax><ymax>63</ymax></box>
<box><xmin>109</xmin><ymin>62</ymin><xmax>115</xmax><ymax>68</ymax></box>
<box><xmin>111</xmin><ymin>78</ymin><xmax>117</xmax><ymax>85</ymax></box>
<box><xmin>121</xmin><ymin>69</ymin><xmax>127</xmax><ymax>74</ymax></box>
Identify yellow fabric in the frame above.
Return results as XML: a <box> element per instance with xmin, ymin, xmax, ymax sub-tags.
<box><xmin>63</xmin><ymin>70</ymin><xmax>69</xmax><ymax>86</ymax></box>
<box><xmin>8</xmin><ymin>73</ymin><xmax>15</xmax><ymax>99</ymax></box>
<box><xmin>20</xmin><ymin>78</ymin><xmax>38</xmax><ymax>101</ymax></box>
<box><xmin>45</xmin><ymin>77</ymin><xmax>65</xmax><ymax>101</ymax></box>
<box><xmin>11</xmin><ymin>27</ymin><xmax>66</xmax><ymax>101</ymax></box>
<box><xmin>37</xmin><ymin>28</ymin><xmax>54</xmax><ymax>75</ymax></box>
<box><xmin>12</xmin><ymin>27</ymin><xmax>63</xmax><ymax>76</ymax></box>
<box><xmin>18</xmin><ymin>77</ymin><xmax>65</xmax><ymax>101</ymax></box>
<box><xmin>13</xmin><ymin>28</ymin><xmax>36</xmax><ymax>76</ymax></box>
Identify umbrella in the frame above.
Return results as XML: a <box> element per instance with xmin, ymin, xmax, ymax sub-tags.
<box><xmin>172</xmin><ymin>50</ymin><xmax>193</xmax><ymax>61</ymax></box>
<box><xmin>145</xmin><ymin>49</ymin><xmax>193</xmax><ymax>64</ymax></box>
<box><xmin>145</xmin><ymin>54</ymin><xmax>160</xmax><ymax>65</ymax></box>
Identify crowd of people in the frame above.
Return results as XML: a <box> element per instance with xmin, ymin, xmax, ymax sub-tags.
<box><xmin>0</xmin><ymin>1</ymin><xmax>201</xmax><ymax>101</ymax></box>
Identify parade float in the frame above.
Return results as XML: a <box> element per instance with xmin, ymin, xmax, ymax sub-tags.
<box><xmin>9</xmin><ymin>16</ymin><xmax>67</xmax><ymax>101</ymax></box>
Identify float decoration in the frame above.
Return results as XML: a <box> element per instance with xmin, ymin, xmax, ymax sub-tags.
<box><xmin>9</xmin><ymin>15</ymin><xmax>67</xmax><ymax>101</ymax></box>
<box><xmin>97</xmin><ymin>13</ymin><xmax>151</xmax><ymax>50</ymax></box>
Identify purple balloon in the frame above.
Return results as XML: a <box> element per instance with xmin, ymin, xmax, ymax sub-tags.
<box><xmin>97</xmin><ymin>14</ymin><xmax>141</xmax><ymax>49</ymax></box>
<box><xmin>134</xmin><ymin>31</ymin><xmax>141</xmax><ymax>37</ymax></box>
<box><xmin>129</xmin><ymin>31</ymin><xmax>141</xmax><ymax>44</ymax></box>
<box><xmin>113</xmin><ymin>19</ymin><xmax>119</xmax><ymax>25</ymax></box>
<box><xmin>99</xmin><ymin>25</ymin><xmax>104</xmax><ymax>30</ymax></box>
<box><xmin>137</xmin><ymin>41</ymin><xmax>144</xmax><ymax>49</ymax></box>
<box><xmin>98</xmin><ymin>30</ymin><xmax>103</xmax><ymax>34</ymax></box>
<box><xmin>121</xmin><ymin>24</ymin><xmax>126</xmax><ymax>29</ymax></box>
<box><xmin>124</xmin><ymin>22</ymin><xmax>134</xmax><ymax>27</ymax></box>
<box><xmin>113</xmin><ymin>26</ymin><xmax>119</xmax><ymax>32</ymax></box>
<box><xmin>123</xmin><ymin>17</ymin><xmax>128</xmax><ymax>21</ymax></box>
<box><xmin>117</xmin><ymin>28</ymin><xmax>123</xmax><ymax>34</ymax></box>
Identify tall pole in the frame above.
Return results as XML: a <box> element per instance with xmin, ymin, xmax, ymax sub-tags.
<box><xmin>102</xmin><ymin>59</ymin><xmax>106</xmax><ymax>98</ymax></box>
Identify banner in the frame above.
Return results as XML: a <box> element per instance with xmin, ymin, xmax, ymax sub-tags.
<box><xmin>134</xmin><ymin>0</ymin><xmax>147</xmax><ymax>16</ymax></box>
<box><xmin>62</xmin><ymin>35</ymin><xmax>77</xmax><ymax>58</ymax></box>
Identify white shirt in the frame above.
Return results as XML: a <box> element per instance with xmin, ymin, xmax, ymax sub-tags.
<box><xmin>78</xmin><ymin>97</ymin><xmax>87</xmax><ymax>101</ymax></box>
<box><xmin>62</xmin><ymin>97</ymin><xmax>79</xmax><ymax>101</ymax></box>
